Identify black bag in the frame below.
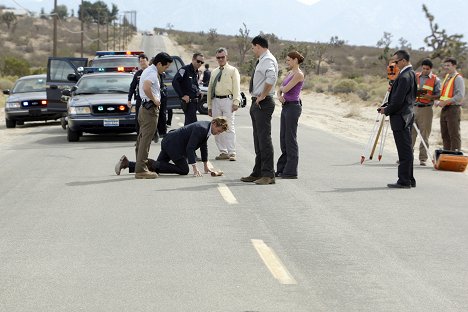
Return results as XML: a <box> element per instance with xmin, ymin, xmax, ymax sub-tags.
<box><xmin>240</xmin><ymin>92</ymin><xmax>247</xmax><ymax>108</ymax></box>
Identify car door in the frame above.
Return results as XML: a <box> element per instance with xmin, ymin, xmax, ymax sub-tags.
<box><xmin>165</xmin><ymin>56</ymin><xmax>184</xmax><ymax>110</ymax></box>
<box><xmin>46</xmin><ymin>57</ymin><xmax>88</xmax><ymax>112</ymax></box>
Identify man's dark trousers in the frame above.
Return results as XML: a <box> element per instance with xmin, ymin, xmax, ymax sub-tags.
<box><xmin>157</xmin><ymin>96</ymin><xmax>168</xmax><ymax>135</ymax></box>
<box><xmin>154</xmin><ymin>150</ymin><xmax>189</xmax><ymax>175</ymax></box>
<box><xmin>392</xmin><ymin>117</ymin><xmax>415</xmax><ymax>186</ymax></box>
<box><xmin>134</xmin><ymin>99</ymin><xmax>141</xmax><ymax>134</ymax></box>
<box><xmin>184</xmin><ymin>100</ymin><xmax>198</xmax><ymax>125</ymax></box>
<box><xmin>277</xmin><ymin>103</ymin><xmax>302</xmax><ymax>176</ymax></box>
<box><xmin>249</xmin><ymin>97</ymin><xmax>275</xmax><ymax>178</ymax></box>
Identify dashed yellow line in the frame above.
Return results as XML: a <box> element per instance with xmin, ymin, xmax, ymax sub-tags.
<box><xmin>251</xmin><ymin>239</ymin><xmax>297</xmax><ymax>285</ymax></box>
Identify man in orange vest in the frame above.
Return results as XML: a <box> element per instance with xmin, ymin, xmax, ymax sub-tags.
<box><xmin>412</xmin><ymin>59</ymin><xmax>441</xmax><ymax>166</ymax></box>
<box><xmin>436</xmin><ymin>57</ymin><xmax>465</xmax><ymax>151</ymax></box>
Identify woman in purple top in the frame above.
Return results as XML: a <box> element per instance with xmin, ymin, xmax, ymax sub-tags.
<box><xmin>275</xmin><ymin>51</ymin><xmax>304</xmax><ymax>179</ymax></box>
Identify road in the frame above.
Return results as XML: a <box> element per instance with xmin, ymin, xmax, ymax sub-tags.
<box><xmin>1</xmin><ymin>35</ymin><xmax>468</xmax><ymax>312</ymax></box>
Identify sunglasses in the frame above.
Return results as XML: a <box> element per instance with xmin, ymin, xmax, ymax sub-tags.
<box><xmin>196</xmin><ymin>60</ymin><xmax>204</xmax><ymax>64</ymax></box>
<box><xmin>216</xmin><ymin>56</ymin><xmax>226</xmax><ymax>60</ymax></box>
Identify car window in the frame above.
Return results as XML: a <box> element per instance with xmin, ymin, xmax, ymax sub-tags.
<box><xmin>49</xmin><ymin>59</ymin><xmax>76</xmax><ymax>82</ymax></box>
<box><xmin>90</xmin><ymin>57</ymin><xmax>139</xmax><ymax>68</ymax></box>
<box><xmin>12</xmin><ymin>77</ymin><xmax>47</xmax><ymax>93</ymax></box>
<box><xmin>75</xmin><ymin>75</ymin><xmax>133</xmax><ymax>94</ymax></box>
<box><xmin>164</xmin><ymin>58</ymin><xmax>184</xmax><ymax>80</ymax></box>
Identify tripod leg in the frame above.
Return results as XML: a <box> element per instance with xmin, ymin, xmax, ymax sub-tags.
<box><xmin>370</xmin><ymin>114</ymin><xmax>385</xmax><ymax>160</ymax></box>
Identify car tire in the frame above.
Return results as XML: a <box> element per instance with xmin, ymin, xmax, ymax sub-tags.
<box><xmin>197</xmin><ymin>96</ymin><xmax>208</xmax><ymax>115</ymax></box>
<box><xmin>16</xmin><ymin>120</ymin><xmax>24</xmax><ymax>126</ymax></box>
<box><xmin>5</xmin><ymin>119</ymin><xmax>16</xmax><ymax>128</ymax></box>
<box><xmin>67</xmin><ymin>127</ymin><xmax>80</xmax><ymax>142</ymax></box>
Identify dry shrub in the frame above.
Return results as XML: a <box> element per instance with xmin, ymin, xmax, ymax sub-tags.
<box><xmin>333</xmin><ymin>79</ymin><xmax>358</xmax><ymax>93</ymax></box>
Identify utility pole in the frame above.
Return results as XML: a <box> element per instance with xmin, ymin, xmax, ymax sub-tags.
<box><xmin>53</xmin><ymin>0</ymin><xmax>57</xmax><ymax>56</ymax></box>
<box><xmin>80</xmin><ymin>0</ymin><xmax>84</xmax><ymax>57</ymax></box>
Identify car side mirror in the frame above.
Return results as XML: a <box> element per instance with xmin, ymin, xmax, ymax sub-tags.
<box><xmin>71</xmin><ymin>86</ymin><xmax>78</xmax><ymax>92</ymax></box>
<box><xmin>67</xmin><ymin>74</ymin><xmax>78</xmax><ymax>82</ymax></box>
<box><xmin>2</xmin><ymin>89</ymin><xmax>10</xmax><ymax>95</ymax></box>
<box><xmin>62</xmin><ymin>89</ymin><xmax>71</xmax><ymax>96</ymax></box>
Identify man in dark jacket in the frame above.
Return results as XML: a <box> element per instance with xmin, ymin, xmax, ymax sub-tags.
<box><xmin>115</xmin><ymin>117</ymin><xmax>229</xmax><ymax>177</ymax></box>
<box><xmin>172</xmin><ymin>53</ymin><xmax>205</xmax><ymax>125</ymax></box>
<box><xmin>378</xmin><ymin>50</ymin><xmax>417</xmax><ymax>188</ymax></box>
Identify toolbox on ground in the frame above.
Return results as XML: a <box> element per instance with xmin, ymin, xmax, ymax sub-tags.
<box><xmin>434</xmin><ymin>149</ymin><xmax>468</xmax><ymax>172</ymax></box>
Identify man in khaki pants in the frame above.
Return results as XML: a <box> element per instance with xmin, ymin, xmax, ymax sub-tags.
<box><xmin>412</xmin><ymin>58</ymin><xmax>440</xmax><ymax>166</ymax></box>
<box><xmin>134</xmin><ymin>52</ymin><xmax>173</xmax><ymax>179</ymax></box>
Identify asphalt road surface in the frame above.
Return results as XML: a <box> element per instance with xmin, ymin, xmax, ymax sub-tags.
<box><xmin>1</xmin><ymin>35</ymin><xmax>468</xmax><ymax>312</ymax></box>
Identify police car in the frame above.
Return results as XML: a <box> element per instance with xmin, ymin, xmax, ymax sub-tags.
<box><xmin>61</xmin><ymin>67</ymin><xmax>136</xmax><ymax>142</ymax></box>
<box><xmin>3</xmin><ymin>74</ymin><xmax>62</xmax><ymax>128</ymax></box>
<box><xmin>90</xmin><ymin>50</ymin><xmax>143</xmax><ymax>69</ymax></box>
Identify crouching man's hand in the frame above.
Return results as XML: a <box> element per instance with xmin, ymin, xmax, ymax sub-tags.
<box><xmin>192</xmin><ymin>164</ymin><xmax>203</xmax><ymax>177</ymax></box>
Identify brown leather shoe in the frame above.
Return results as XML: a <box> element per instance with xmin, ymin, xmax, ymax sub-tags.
<box><xmin>115</xmin><ymin>155</ymin><xmax>129</xmax><ymax>175</ymax></box>
<box><xmin>215</xmin><ymin>153</ymin><xmax>230</xmax><ymax>160</ymax></box>
<box><xmin>240</xmin><ymin>175</ymin><xmax>260</xmax><ymax>182</ymax></box>
<box><xmin>254</xmin><ymin>177</ymin><xmax>275</xmax><ymax>185</ymax></box>
<box><xmin>135</xmin><ymin>171</ymin><xmax>158</xmax><ymax>179</ymax></box>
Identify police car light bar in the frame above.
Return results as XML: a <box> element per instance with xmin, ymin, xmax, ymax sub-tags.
<box><xmin>95</xmin><ymin>51</ymin><xmax>145</xmax><ymax>57</ymax></box>
<box><xmin>82</xmin><ymin>66</ymin><xmax>138</xmax><ymax>74</ymax></box>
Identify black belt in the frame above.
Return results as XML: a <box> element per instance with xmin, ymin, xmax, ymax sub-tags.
<box><xmin>284</xmin><ymin>100</ymin><xmax>301</xmax><ymax>105</ymax></box>
<box><xmin>214</xmin><ymin>95</ymin><xmax>231</xmax><ymax>99</ymax></box>
<box><xmin>415</xmin><ymin>104</ymin><xmax>432</xmax><ymax>107</ymax></box>
<box><xmin>251</xmin><ymin>95</ymin><xmax>272</xmax><ymax>101</ymax></box>
<box><xmin>187</xmin><ymin>98</ymin><xmax>199</xmax><ymax>103</ymax></box>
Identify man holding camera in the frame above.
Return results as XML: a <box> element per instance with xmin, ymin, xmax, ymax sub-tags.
<box><xmin>134</xmin><ymin>52</ymin><xmax>173</xmax><ymax>179</ymax></box>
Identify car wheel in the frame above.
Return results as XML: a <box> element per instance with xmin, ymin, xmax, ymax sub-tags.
<box><xmin>5</xmin><ymin>119</ymin><xmax>16</xmax><ymax>128</ymax></box>
<box><xmin>67</xmin><ymin>127</ymin><xmax>80</xmax><ymax>142</ymax></box>
<box><xmin>197</xmin><ymin>97</ymin><xmax>208</xmax><ymax>115</ymax></box>
<box><xmin>16</xmin><ymin>120</ymin><xmax>24</xmax><ymax>126</ymax></box>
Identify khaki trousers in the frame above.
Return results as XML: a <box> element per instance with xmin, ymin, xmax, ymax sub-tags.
<box><xmin>135</xmin><ymin>104</ymin><xmax>159</xmax><ymax>173</ymax></box>
<box><xmin>440</xmin><ymin>105</ymin><xmax>461</xmax><ymax>151</ymax></box>
<box><xmin>411</xmin><ymin>105</ymin><xmax>433</xmax><ymax>161</ymax></box>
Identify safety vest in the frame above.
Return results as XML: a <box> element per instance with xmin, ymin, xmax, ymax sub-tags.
<box><xmin>416</xmin><ymin>72</ymin><xmax>437</xmax><ymax>104</ymax></box>
<box><xmin>440</xmin><ymin>73</ymin><xmax>461</xmax><ymax>101</ymax></box>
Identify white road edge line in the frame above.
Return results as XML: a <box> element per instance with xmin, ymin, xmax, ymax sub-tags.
<box><xmin>217</xmin><ymin>183</ymin><xmax>238</xmax><ymax>204</ymax></box>
<box><xmin>251</xmin><ymin>239</ymin><xmax>297</xmax><ymax>285</ymax></box>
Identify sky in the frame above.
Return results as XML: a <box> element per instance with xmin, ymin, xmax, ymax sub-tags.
<box><xmin>4</xmin><ymin>0</ymin><xmax>468</xmax><ymax>49</ymax></box>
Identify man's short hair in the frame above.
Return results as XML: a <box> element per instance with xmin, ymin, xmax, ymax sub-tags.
<box><xmin>251</xmin><ymin>35</ymin><xmax>269</xmax><ymax>49</ymax></box>
<box><xmin>216</xmin><ymin>47</ymin><xmax>228</xmax><ymax>55</ymax></box>
<box><xmin>212</xmin><ymin>116</ymin><xmax>229</xmax><ymax>132</ymax></box>
<box><xmin>443</xmin><ymin>57</ymin><xmax>457</xmax><ymax>66</ymax></box>
<box><xmin>205</xmin><ymin>64</ymin><xmax>209</xmax><ymax>69</ymax></box>
<box><xmin>138</xmin><ymin>53</ymin><xmax>148</xmax><ymax>61</ymax></box>
<box><xmin>421</xmin><ymin>58</ymin><xmax>433</xmax><ymax>68</ymax></box>
<box><xmin>192</xmin><ymin>52</ymin><xmax>204</xmax><ymax>59</ymax></box>
<box><xmin>394</xmin><ymin>49</ymin><xmax>410</xmax><ymax>61</ymax></box>
<box><xmin>153</xmin><ymin>52</ymin><xmax>173</xmax><ymax>66</ymax></box>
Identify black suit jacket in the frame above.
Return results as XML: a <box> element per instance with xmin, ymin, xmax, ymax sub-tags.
<box><xmin>385</xmin><ymin>66</ymin><xmax>417</xmax><ymax>131</ymax></box>
<box><xmin>161</xmin><ymin>121</ymin><xmax>210</xmax><ymax>164</ymax></box>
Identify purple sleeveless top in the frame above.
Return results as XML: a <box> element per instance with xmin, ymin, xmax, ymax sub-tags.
<box><xmin>282</xmin><ymin>73</ymin><xmax>303</xmax><ymax>102</ymax></box>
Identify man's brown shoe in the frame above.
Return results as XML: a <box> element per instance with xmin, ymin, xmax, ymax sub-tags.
<box><xmin>135</xmin><ymin>171</ymin><xmax>158</xmax><ymax>179</ymax></box>
<box><xmin>254</xmin><ymin>177</ymin><xmax>275</xmax><ymax>185</ymax></box>
<box><xmin>115</xmin><ymin>155</ymin><xmax>129</xmax><ymax>175</ymax></box>
<box><xmin>215</xmin><ymin>153</ymin><xmax>230</xmax><ymax>160</ymax></box>
<box><xmin>240</xmin><ymin>176</ymin><xmax>260</xmax><ymax>182</ymax></box>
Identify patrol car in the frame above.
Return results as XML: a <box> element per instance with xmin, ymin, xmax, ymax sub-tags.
<box><xmin>3</xmin><ymin>74</ymin><xmax>62</xmax><ymax>128</ymax></box>
<box><xmin>61</xmin><ymin>68</ymin><xmax>136</xmax><ymax>142</ymax></box>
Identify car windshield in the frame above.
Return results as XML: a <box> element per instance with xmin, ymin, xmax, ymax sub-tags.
<box><xmin>90</xmin><ymin>57</ymin><xmax>139</xmax><ymax>68</ymax></box>
<box><xmin>12</xmin><ymin>77</ymin><xmax>46</xmax><ymax>93</ymax></box>
<box><xmin>75</xmin><ymin>75</ymin><xmax>133</xmax><ymax>94</ymax></box>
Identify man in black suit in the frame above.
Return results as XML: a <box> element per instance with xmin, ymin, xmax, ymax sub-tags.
<box><xmin>378</xmin><ymin>50</ymin><xmax>417</xmax><ymax>188</ymax></box>
<box><xmin>115</xmin><ymin>117</ymin><xmax>229</xmax><ymax>177</ymax></box>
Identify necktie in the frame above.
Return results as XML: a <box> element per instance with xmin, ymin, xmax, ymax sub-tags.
<box><xmin>210</xmin><ymin>66</ymin><xmax>223</xmax><ymax>98</ymax></box>
<box><xmin>249</xmin><ymin>60</ymin><xmax>259</xmax><ymax>93</ymax></box>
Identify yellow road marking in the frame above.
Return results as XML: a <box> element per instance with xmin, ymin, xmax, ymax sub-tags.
<box><xmin>251</xmin><ymin>239</ymin><xmax>297</xmax><ymax>285</ymax></box>
<box><xmin>217</xmin><ymin>183</ymin><xmax>238</xmax><ymax>204</ymax></box>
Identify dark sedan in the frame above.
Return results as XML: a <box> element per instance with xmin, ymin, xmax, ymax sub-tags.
<box><xmin>4</xmin><ymin>74</ymin><xmax>62</xmax><ymax>128</ymax></box>
<box><xmin>64</xmin><ymin>72</ymin><xmax>136</xmax><ymax>142</ymax></box>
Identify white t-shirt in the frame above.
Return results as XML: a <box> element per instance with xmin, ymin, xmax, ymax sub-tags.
<box><xmin>138</xmin><ymin>64</ymin><xmax>161</xmax><ymax>101</ymax></box>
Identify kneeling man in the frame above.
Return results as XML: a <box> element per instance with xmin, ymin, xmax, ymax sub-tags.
<box><xmin>115</xmin><ymin>117</ymin><xmax>229</xmax><ymax>177</ymax></box>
